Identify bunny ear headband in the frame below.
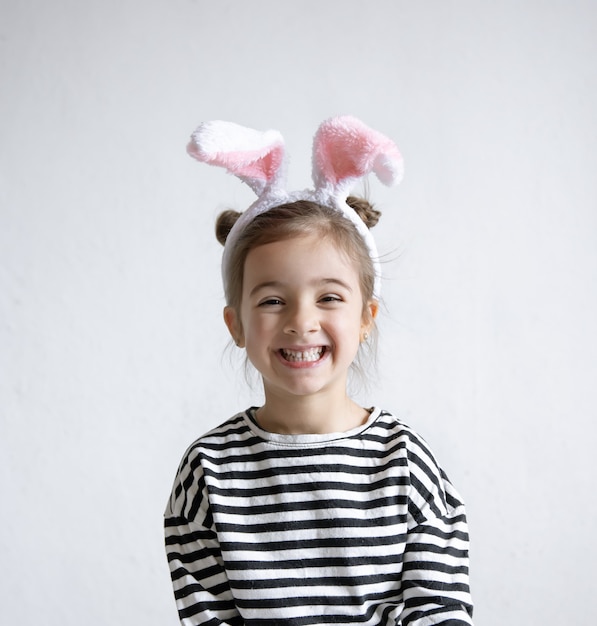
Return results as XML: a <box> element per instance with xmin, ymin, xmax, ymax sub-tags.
<box><xmin>187</xmin><ymin>115</ymin><xmax>403</xmax><ymax>299</ymax></box>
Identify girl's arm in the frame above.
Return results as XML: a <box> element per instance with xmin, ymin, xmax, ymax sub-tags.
<box><xmin>401</xmin><ymin>437</ymin><xmax>474</xmax><ymax>625</ymax></box>
<box><xmin>164</xmin><ymin>453</ymin><xmax>242</xmax><ymax>626</ymax></box>
<box><xmin>401</xmin><ymin>501</ymin><xmax>473</xmax><ymax>624</ymax></box>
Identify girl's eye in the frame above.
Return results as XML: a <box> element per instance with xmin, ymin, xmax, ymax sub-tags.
<box><xmin>258</xmin><ymin>298</ymin><xmax>284</xmax><ymax>307</ymax></box>
<box><xmin>320</xmin><ymin>294</ymin><xmax>342</xmax><ymax>303</ymax></box>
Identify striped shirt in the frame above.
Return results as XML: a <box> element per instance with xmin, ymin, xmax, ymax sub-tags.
<box><xmin>164</xmin><ymin>408</ymin><xmax>473</xmax><ymax>625</ymax></box>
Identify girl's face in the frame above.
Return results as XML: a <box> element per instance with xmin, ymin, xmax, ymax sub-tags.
<box><xmin>224</xmin><ymin>233</ymin><xmax>377</xmax><ymax>404</ymax></box>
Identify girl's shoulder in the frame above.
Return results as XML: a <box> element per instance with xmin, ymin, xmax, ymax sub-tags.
<box><xmin>374</xmin><ymin>409</ymin><xmax>467</xmax><ymax>518</ymax></box>
<box><xmin>168</xmin><ymin>410</ymin><xmax>256</xmax><ymax>494</ymax></box>
<box><xmin>363</xmin><ymin>408</ymin><xmax>436</xmax><ymax>455</ymax></box>
<box><xmin>180</xmin><ymin>409</ymin><xmax>257</xmax><ymax>456</ymax></box>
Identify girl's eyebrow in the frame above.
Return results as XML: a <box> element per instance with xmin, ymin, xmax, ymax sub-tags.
<box><xmin>249</xmin><ymin>281</ymin><xmax>283</xmax><ymax>297</ymax></box>
<box><xmin>249</xmin><ymin>278</ymin><xmax>353</xmax><ymax>298</ymax></box>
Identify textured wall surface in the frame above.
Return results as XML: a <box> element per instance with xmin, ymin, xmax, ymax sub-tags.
<box><xmin>1</xmin><ymin>1</ymin><xmax>596</xmax><ymax>624</ymax></box>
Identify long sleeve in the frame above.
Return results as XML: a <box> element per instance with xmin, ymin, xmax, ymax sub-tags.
<box><xmin>164</xmin><ymin>447</ymin><xmax>242</xmax><ymax>626</ymax></box>
<box><xmin>399</xmin><ymin>439</ymin><xmax>474</xmax><ymax>625</ymax></box>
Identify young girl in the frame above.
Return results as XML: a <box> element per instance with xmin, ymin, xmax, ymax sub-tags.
<box><xmin>165</xmin><ymin>117</ymin><xmax>474</xmax><ymax>625</ymax></box>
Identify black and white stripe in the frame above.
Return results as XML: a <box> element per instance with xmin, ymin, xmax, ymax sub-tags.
<box><xmin>165</xmin><ymin>408</ymin><xmax>473</xmax><ymax>625</ymax></box>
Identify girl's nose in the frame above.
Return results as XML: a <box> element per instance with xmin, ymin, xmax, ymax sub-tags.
<box><xmin>283</xmin><ymin>303</ymin><xmax>320</xmax><ymax>336</ymax></box>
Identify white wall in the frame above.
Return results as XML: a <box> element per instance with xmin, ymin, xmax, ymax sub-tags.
<box><xmin>1</xmin><ymin>1</ymin><xmax>596</xmax><ymax>624</ymax></box>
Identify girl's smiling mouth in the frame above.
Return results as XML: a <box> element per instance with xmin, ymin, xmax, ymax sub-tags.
<box><xmin>279</xmin><ymin>346</ymin><xmax>327</xmax><ymax>363</ymax></box>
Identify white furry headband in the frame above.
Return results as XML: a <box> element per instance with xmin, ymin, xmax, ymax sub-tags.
<box><xmin>187</xmin><ymin>115</ymin><xmax>403</xmax><ymax>299</ymax></box>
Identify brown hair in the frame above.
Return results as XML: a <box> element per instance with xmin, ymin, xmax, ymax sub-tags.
<box><xmin>216</xmin><ymin>197</ymin><xmax>381</xmax><ymax>314</ymax></box>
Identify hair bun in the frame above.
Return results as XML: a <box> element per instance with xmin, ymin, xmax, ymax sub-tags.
<box><xmin>215</xmin><ymin>209</ymin><xmax>242</xmax><ymax>246</ymax></box>
<box><xmin>346</xmin><ymin>196</ymin><xmax>381</xmax><ymax>229</ymax></box>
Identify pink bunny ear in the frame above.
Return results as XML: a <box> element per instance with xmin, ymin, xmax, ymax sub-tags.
<box><xmin>187</xmin><ymin>121</ymin><xmax>285</xmax><ymax>195</ymax></box>
<box><xmin>312</xmin><ymin>116</ymin><xmax>404</xmax><ymax>192</ymax></box>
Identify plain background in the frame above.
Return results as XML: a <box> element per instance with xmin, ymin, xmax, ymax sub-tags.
<box><xmin>1</xmin><ymin>1</ymin><xmax>596</xmax><ymax>624</ymax></box>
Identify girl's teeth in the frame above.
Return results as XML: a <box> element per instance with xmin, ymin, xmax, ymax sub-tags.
<box><xmin>281</xmin><ymin>347</ymin><xmax>324</xmax><ymax>362</ymax></box>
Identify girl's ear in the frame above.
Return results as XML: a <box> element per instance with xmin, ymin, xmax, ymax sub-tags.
<box><xmin>361</xmin><ymin>299</ymin><xmax>379</xmax><ymax>340</ymax></box>
<box><xmin>223</xmin><ymin>306</ymin><xmax>245</xmax><ymax>348</ymax></box>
